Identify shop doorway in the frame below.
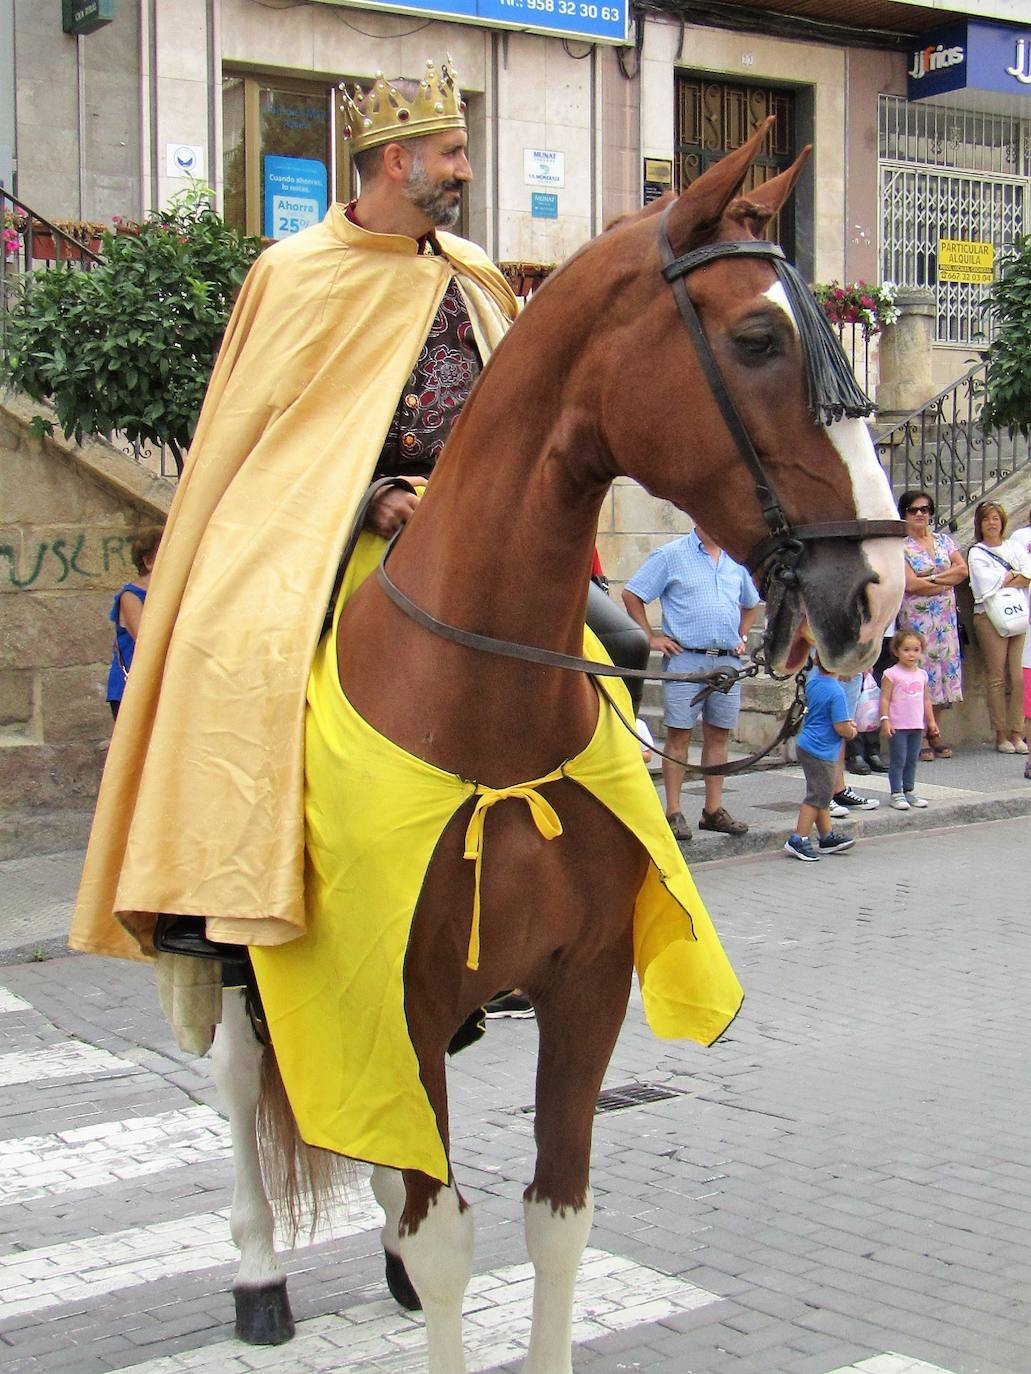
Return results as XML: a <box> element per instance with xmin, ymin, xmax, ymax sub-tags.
<box><xmin>222</xmin><ymin>73</ymin><xmax>351</xmax><ymax>240</ymax></box>
<box><xmin>222</xmin><ymin>71</ymin><xmax>470</xmax><ymax>242</ymax></box>
<box><xmin>675</xmin><ymin>75</ymin><xmax>799</xmax><ymax>261</ymax></box>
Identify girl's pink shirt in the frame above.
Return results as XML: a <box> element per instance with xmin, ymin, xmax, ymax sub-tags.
<box><xmin>883</xmin><ymin>663</ymin><xmax>927</xmax><ymax>729</ymax></box>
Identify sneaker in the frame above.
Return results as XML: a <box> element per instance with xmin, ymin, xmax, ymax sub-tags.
<box><xmin>889</xmin><ymin>793</ymin><xmax>911</xmax><ymax>810</ymax></box>
<box><xmin>832</xmin><ymin>787</ymin><xmax>880</xmax><ymax>811</ymax></box>
<box><xmin>904</xmin><ymin>793</ymin><xmax>929</xmax><ymax>808</ymax></box>
<box><xmin>784</xmin><ymin>834</ymin><xmax>820</xmax><ymax>861</ymax></box>
<box><xmin>828</xmin><ymin>801</ymin><xmax>849</xmax><ymax>819</ymax></box>
<box><xmin>867</xmin><ymin>753</ymin><xmax>889</xmax><ymax>773</ymax></box>
<box><xmin>847</xmin><ymin>755</ymin><xmax>872</xmax><ymax>776</ymax></box>
<box><xmin>997</xmin><ymin>739</ymin><xmax>1017</xmax><ymax>754</ymax></box>
<box><xmin>819</xmin><ymin>831</ymin><xmax>856</xmax><ymax>854</ymax></box>
<box><xmin>484</xmin><ymin>991</ymin><xmax>535</xmax><ymax>1019</ymax></box>
<box><xmin>1013</xmin><ymin>739</ymin><xmax>1028</xmax><ymax>755</ymax></box>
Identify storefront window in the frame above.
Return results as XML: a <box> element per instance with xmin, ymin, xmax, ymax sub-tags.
<box><xmin>221</xmin><ymin>72</ymin><xmax>352</xmax><ymax>239</ymax></box>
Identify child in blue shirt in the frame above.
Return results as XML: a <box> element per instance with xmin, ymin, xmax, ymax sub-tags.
<box><xmin>785</xmin><ymin>659</ymin><xmax>859</xmax><ymax>861</ymax></box>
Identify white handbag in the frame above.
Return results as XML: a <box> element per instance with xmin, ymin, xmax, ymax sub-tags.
<box><xmin>978</xmin><ymin>546</ymin><xmax>1029</xmax><ymax>638</ymax></box>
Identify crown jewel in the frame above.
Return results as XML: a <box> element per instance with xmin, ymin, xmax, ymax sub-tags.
<box><xmin>339</xmin><ymin>59</ymin><xmax>467</xmax><ymax>155</ymax></box>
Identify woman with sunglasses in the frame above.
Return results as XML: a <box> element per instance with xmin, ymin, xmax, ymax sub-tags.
<box><xmin>898</xmin><ymin>491</ymin><xmax>968</xmax><ymax>761</ymax></box>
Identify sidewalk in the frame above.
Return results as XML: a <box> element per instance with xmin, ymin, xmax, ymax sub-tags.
<box><xmin>2</xmin><ymin>741</ymin><xmax>1029</xmax><ymax>962</ymax></box>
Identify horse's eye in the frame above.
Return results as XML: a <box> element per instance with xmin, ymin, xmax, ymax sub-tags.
<box><xmin>733</xmin><ymin>329</ymin><xmax>778</xmax><ymax>363</ymax></box>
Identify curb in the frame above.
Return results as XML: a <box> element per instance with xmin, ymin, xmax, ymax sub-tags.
<box><xmin>685</xmin><ymin>786</ymin><xmax>1031</xmax><ymax>865</ymax></box>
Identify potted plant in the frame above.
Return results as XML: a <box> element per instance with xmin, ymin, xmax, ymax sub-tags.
<box><xmin>811</xmin><ymin>280</ymin><xmax>900</xmax><ymax>340</ymax></box>
<box><xmin>52</xmin><ymin>219</ymin><xmax>106</xmax><ymax>258</ymax></box>
<box><xmin>498</xmin><ymin>261</ymin><xmax>555</xmax><ymax>299</ymax></box>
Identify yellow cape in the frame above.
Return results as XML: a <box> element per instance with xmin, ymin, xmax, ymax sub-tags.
<box><xmin>70</xmin><ymin>210</ymin><xmax>517</xmax><ymax>961</ymax></box>
<box><xmin>250</xmin><ymin>534</ymin><xmax>744</xmax><ymax>1182</ymax></box>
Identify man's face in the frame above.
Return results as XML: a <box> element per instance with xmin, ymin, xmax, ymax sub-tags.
<box><xmin>402</xmin><ymin>129</ymin><xmax>472</xmax><ymax>229</ymax></box>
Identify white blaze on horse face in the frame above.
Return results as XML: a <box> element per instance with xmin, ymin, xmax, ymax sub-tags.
<box><xmin>824</xmin><ymin>418</ymin><xmax>905</xmax><ymax>645</ymax></box>
<box><xmin>762</xmin><ymin>280</ymin><xmax>799</xmax><ymax>332</ymax></box>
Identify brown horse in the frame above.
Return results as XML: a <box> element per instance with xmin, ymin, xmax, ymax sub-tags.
<box><xmin>240</xmin><ymin>121</ymin><xmax>903</xmax><ymax>1372</ymax></box>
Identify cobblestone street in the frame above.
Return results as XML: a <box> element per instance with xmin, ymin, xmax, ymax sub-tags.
<box><xmin>1</xmin><ymin>818</ymin><xmax>1028</xmax><ymax>1374</ymax></box>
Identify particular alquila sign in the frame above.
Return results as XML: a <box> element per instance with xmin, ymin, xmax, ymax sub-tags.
<box><xmin>311</xmin><ymin>0</ymin><xmax>626</xmax><ymax>43</ymax></box>
<box><xmin>907</xmin><ymin>19</ymin><xmax>1031</xmax><ymax>103</ymax></box>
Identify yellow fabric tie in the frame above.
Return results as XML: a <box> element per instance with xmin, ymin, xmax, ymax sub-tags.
<box><xmin>462</xmin><ymin>768</ymin><xmax>565</xmax><ymax>970</ymax></box>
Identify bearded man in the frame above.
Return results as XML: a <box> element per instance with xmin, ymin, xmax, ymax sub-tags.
<box><xmin>71</xmin><ymin>62</ymin><xmax>519</xmax><ymax>961</ymax></box>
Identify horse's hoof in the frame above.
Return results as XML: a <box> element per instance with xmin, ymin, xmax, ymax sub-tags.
<box><xmin>233</xmin><ymin>1278</ymin><xmax>296</xmax><ymax>1344</ymax></box>
<box><xmin>384</xmin><ymin>1249</ymin><xmax>422</xmax><ymax>1311</ymax></box>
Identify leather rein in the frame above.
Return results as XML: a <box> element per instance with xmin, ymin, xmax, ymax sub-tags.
<box><xmin>347</xmin><ymin>220</ymin><xmax>907</xmax><ymax>777</ymax></box>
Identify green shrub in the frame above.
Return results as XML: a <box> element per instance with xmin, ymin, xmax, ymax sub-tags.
<box><xmin>2</xmin><ymin>183</ymin><xmax>261</xmax><ymax>472</ymax></box>
<box><xmin>982</xmin><ymin>233</ymin><xmax>1031</xmax><ymax>437</ymax></box>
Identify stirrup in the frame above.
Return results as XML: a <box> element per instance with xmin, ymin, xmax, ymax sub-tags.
<box><xmin>153</xmin><ymin>914</ymin><xmax>244</xmax><ymax>963</ymax></box>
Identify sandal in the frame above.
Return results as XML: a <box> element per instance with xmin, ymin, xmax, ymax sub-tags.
<box><xmin>919</xmin><ymin>747</ymin><xmax>935</xmax><ymax>763</ymax></box>
<box><xmin>699</xmin><ymin>807</ymin><xmax>749</xmax><ymax>836</ymax></box>
<box><xmin>931</xmin><ymin>742</ymin><xmax>953</xmax><ymax>758</ymax></box>
<box><xmin>666</xmin><ymin>811</ymin><xmax>692</xmax><ymax>841</ymax></box>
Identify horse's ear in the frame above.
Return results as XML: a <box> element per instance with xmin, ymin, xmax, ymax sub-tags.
<box><xmin>737</xmin><ymin>144</ymin><xmax>812</xmax><ymax>219</ymax></box>
<box><xmin>664</xmin><ymin>116</ymin><xmax>775</xmax><ymax>253</ymax></box>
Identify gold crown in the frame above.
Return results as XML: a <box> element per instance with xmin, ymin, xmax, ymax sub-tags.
<box><xmin>339</xmin><ymin>59</ymin><xmax>467</xmax><ymax>155</ymax></box>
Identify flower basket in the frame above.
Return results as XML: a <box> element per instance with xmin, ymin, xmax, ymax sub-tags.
<box><xmin>811</xmin><ymin>280</ymin><xmax>899</xmax><ymax>340</ymax></box>
<box><xmin>498</xmin><ymin>261</ymin><xmax>555</xmax><ymax>299</ymax></box>
<box><xmin>30</xmin><ymin>228</ymin><xmax>58</xmax><ymax>261</ymax></box>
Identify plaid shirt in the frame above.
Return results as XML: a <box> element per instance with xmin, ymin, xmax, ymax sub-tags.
<box><xmin>624</xmin><ymin>532</ymin><xmax>759</xmax><ymax>649</ymax></box>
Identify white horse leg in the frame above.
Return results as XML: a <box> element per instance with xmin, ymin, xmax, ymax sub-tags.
<box><xmin>521</xmin><ymin>1191</ymin><xmax>594</xmax><ymax>1374</ymax></box>
<box><xmin>398</xmin><ymin>1181</ymin><xmax>473</xmax><ymax>1374</ymax></box>
<box><xmin>210</xmin><ymin>984</ymin><xmax>295</xmax><ymax>1345</ymax></box>
<box><xmin>371</xmin><ymin>1165</ymin><xmax>423</xmax><ymax>1310</ymax></box>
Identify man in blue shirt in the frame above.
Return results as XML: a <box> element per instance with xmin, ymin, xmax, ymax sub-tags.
<box><xmin>622</xmin><ymin>526</ymin><xmax>760</xmax><ymax>842</ymax></box>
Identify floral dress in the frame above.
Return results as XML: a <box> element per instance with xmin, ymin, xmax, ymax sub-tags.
<box><xmin>900</xmin><ymin>533</ymin><xmax>964</xmax><ymax>705</ymax></box>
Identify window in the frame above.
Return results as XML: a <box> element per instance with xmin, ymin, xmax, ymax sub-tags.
<box><xmin>222</xmin><ymin>72</ymin><xmax>353</xmax><ymax>239</ymax></box>
<box><xmin>879</xmin><ymin>94</ymin><xmax>1031</xmax><ymax>347</ymax></box>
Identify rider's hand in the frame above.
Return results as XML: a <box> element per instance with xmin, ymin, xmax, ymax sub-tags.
<box><xmin>365</xmin><ymin>486</ymin><xmax>420</xmax><ymax>538</ymax></box>
<box><xmin>734</xmin><ymin>638</ymin><xmax>748</xmax><ymax>656</ymax></box>
<box><xmin>649</xmin><ymin>633</ymin><xmax>684</xmax><ymax>657</ymax></box>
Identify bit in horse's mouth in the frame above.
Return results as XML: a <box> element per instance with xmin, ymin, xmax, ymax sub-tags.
<box><xmin>764</xmin><ymin>582</ymin><xmax>809</xmax><ymax>674</ymax></box>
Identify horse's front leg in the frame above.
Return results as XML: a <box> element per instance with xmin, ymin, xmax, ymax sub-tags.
<box><xmin>210</xmin><ymin>983</ymin><xmax>295</xmax><ymax>1344</ymax></box>
<box><xmin>522</xmin><ymin>936</ymin><xmax>634</xmax><ymax>1374</ymax></box>
<box><xmin>399</xmin><ymin>1170</ymin><xmax>473</xmax><ymax>1374</ymax></box>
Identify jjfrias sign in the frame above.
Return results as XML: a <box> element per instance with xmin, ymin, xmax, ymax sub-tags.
<box><xmin>907</xmin><ymin>19</ymin><xmax>1031</xmax><ymax>105</ymax></box>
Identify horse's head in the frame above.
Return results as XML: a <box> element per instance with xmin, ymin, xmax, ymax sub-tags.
<box><xmin>581</xmin><ymin>121</ymin><xmax>904</xmax><ymax>675</ymax></box>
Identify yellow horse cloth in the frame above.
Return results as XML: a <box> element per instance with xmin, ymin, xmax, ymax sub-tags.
<box><xmin>250</xmin><ymin>537</ymin><xmax>744</xmax><ymax>1183</ymax></box>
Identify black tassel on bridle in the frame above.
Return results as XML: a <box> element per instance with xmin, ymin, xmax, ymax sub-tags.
<box><xmin>772</xmin><ymin>257</ymin><xmax>875</xmax><ymax>425</ymax></box>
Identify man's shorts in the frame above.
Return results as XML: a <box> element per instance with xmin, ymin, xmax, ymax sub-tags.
<box><xmin>797</xmin><ymin>745</ymin><xmax>837</xmax><ymax>810</ymax></box>
<box><xmin>663</xmin><ymin>650</ymin><xmax>742</xmax><ymax>731</ymax></box>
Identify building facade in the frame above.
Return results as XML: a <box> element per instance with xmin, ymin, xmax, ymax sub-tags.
<box><xmin>4</xmin><ymin>1</ymin><xmax>1030</xmax><ymax>397</ymax></box>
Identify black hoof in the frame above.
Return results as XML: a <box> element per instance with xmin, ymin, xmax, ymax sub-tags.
<box><xmin>233</xmin><ymin>1278</ymin><xmax>296</xmax><ymax>1344</ymax></box>
<box><xmin>384</xmin><ymin>1249</ymin><xmax>422</xmax><ymax>1311</ymax></box>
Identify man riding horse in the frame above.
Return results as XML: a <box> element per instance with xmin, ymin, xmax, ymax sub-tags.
<box><xmin>70</xmin><ymin>58</ymin><xmax>644</xmax><ymax>972</ymax></box>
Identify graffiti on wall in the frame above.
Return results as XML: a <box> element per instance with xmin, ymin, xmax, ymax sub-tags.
<box><xmin>0</xmin><ymin>534</ymin><xmax>134</xmax><ymax>589</ymax></box>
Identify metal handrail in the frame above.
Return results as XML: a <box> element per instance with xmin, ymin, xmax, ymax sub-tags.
<box><xmin>874</xmin><ymin>360</ymin><xmax>1031</xmax><ymax>531</ymax></box>
<box><xmin>1</xmin><ymin>185</ymin><xmax>104</xmax><ymax>271</ymax></box>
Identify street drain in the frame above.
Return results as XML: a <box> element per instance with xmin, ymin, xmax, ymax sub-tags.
<box><xmin>516</xmin><ymin>1082</ymin><xmax>683</xmax><ymax>1116</ymax></box>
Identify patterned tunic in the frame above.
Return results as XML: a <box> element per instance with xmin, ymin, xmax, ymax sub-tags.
<box><xmin>900</xmin><ymin>532</ymin><xmax>964</xmax><ymax>705</ymax></box>
<box><xmin>374</xmin><ymin>278</ymin><xmax>482</xmax><ymax>480</ymax></box>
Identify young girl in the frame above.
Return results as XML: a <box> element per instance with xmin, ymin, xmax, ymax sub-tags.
<box><xmin>880</xmin><ymin>629</ymin><xmax>939</xmax><ymax>810</ymax></box>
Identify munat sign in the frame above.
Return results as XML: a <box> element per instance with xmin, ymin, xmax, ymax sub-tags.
<box><xmin>907</xmin><ymin>20</ymin><xmax>1031</xmax><ymax>104</ymax></box>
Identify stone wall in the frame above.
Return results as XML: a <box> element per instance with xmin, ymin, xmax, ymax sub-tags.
<box><xmin>0</xmin><ymin>392</ymin><xmax>172</xmax><ymax>858</ymax></box>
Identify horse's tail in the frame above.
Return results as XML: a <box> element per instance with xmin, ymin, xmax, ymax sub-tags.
<box><xmin>257</xmin><ymin>1040</ymin><xmax>360</xmax><ymax>1242</ymax></box>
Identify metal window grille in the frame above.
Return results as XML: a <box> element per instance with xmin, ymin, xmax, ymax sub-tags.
<box><xmin>879</xmin><ymin>95</ymin><xmax>1031</xmax><ymax>348</ymax></box>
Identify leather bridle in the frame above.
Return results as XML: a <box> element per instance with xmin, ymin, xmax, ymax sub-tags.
<box><xmin>656</xmin><ymin>205</ymin><xmax>905</xmax><ymax>595</ymax></box>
